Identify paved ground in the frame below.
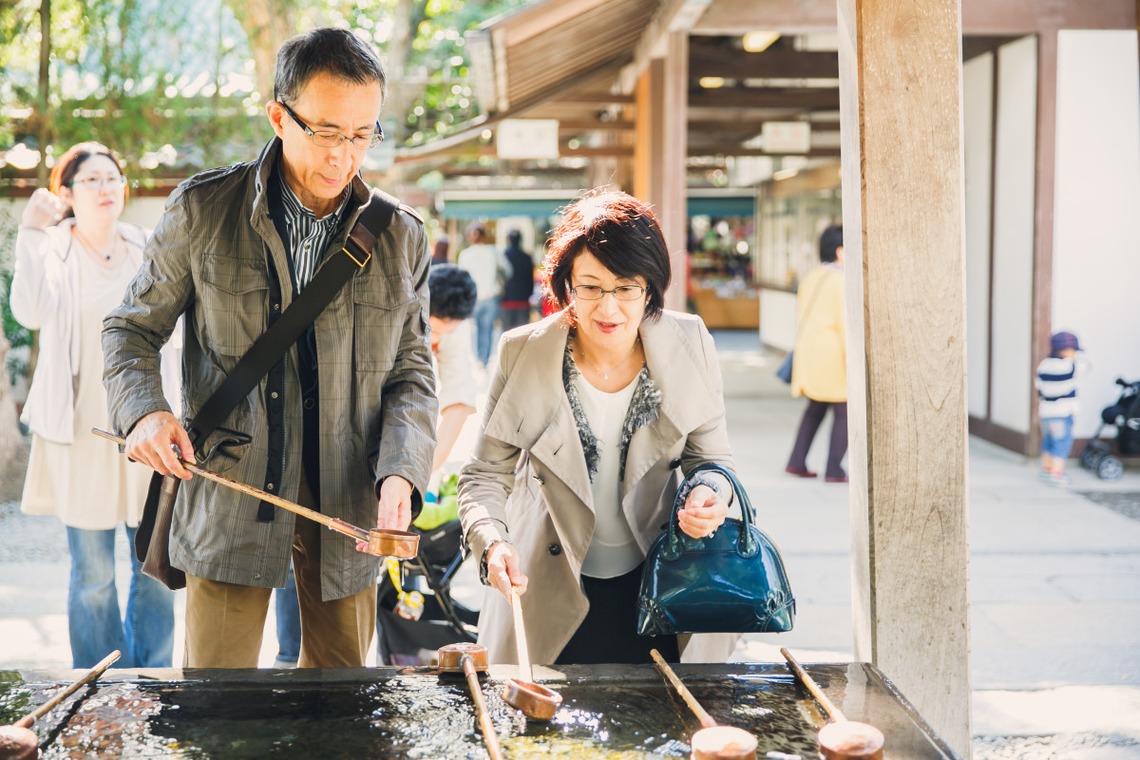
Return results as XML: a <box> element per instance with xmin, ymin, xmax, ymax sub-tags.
<box><xmin>1</xmin><ymin>329</ymin><xmax>1138</xmax><ymax>758</ymax></box>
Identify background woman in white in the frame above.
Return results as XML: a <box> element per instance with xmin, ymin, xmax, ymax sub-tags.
<box><xmin>11</xmin><ymin>142</ymin><xmax>177</xmax><ymax>668</ymax></box>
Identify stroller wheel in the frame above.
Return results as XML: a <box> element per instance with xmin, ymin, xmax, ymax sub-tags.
<box><xmin>1079</xmin><ymin>441</ymin><xmax>1111</xmax><ymax>471</ymax></box>
<box><xmin>1097</xmin><ymin>456</ymin><xmax>1124</xmax><ymax>481</ymax></box>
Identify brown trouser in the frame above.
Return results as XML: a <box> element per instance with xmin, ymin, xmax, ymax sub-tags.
<box><xmin>184</xmin><ymin>478</ymin><xmax>376</xmax><ymax>668</ymax></box>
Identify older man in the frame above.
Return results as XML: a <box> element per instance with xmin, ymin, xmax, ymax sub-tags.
<box><xmin>103</xmin><ymin>27</ymin><xmax>437</xmax><ymax>668</ymax></box>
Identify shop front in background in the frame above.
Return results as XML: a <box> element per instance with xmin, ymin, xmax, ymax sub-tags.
<box><xmin>686</xmin><ymin>191</ymin><xmax>759</xmax><ymax>330</ymax></box>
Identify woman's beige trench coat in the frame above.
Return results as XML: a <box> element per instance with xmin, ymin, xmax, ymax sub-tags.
<box><xmin>459</xmin><ymin>308</ymin><xmax>742</xmax><ymax>665</ymax></box>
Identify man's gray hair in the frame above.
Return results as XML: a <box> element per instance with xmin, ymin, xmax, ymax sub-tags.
<box><xmin>273</xmin><ymin>27</ymin><xmax>387</xmax><ymax>105</ymax></box>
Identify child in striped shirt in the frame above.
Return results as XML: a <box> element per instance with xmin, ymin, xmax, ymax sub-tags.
<box><xmin>1035</xmin><ymin>330</ymin><xmax>1085</xmax><ymax>486</ymax></box>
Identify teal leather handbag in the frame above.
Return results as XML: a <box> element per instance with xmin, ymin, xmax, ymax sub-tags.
<box><xmin>636</xmin><ymin>463</ymin><xmax>795</xmax><ymax>635</ymax></box>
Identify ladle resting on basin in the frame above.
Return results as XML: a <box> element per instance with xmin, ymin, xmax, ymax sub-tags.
<box><xmin>501</xmin><ymin>588</ymin><xmax>562</xmax><ymax>721</ymax></box>
<box><xmin>92</xmin><ymin>428</ymin><xmax>418</xmax><ymax>559</ymax></box>
<box><xmin>437</xmin><ymin>643</ymin><xmax>504</xmax><ymax>760</ymax></box>
<box><xmin>780</xmin><ymin>647</ymin><xmax>885</xmax><ymax>760</ymax></box>
<box><xmin>0</xmin><ymin>650</ymin><xmax>121</xmax><ymax>760</ymax></box>
<box><xmin>650</xmin><ymin>648</ymin><xmax>757</xmax><ymax>760</ymax></box>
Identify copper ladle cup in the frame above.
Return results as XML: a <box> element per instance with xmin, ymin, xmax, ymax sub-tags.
<box><xmin>501</xmin><ymin>588</ymin><xmax>562</xmax><ymax>721</ymax></box>
<box><xmin>780</xmin><ymin>648</ymin><xmax>885</xmax><ymax>760</ymax></box>
<box><xmin>689</xmin><ymin>725</ymin><xmax>759</xmax><ymax>760</ymax></box>
<box><xmin>361</xmin><ymin>527</ymin><xmax>419</xmax><ymax>559</ymax></box>
<box><xmin>502</xmin><ymin>677</ymin><xmax>562</xmax><ymax>721</ymax></box>
<box><xmin>92</xmin><ymin>428</ymin><xmax>418</xmax><ymax>559</ymax></box>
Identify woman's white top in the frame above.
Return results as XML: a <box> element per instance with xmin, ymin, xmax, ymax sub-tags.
<box><xmin>13</xmin><ymin>221</ymin><xmax>180</xmax><ymax>529</ymax></box>
<box><xmin>574</xmin><ymin>372</ymin><xmax>643</xmax><ymax>579</ymax></box>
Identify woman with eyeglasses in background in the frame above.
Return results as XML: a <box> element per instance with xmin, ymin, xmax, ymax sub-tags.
<box><xmin>458</xmin><ymin>189</ymin><xmax>741</xmax><ymax>666</ymax></box>
<box><xmin>11</xmin><ymin>141</ymin><xmax>177</xmax><ymax>669</ymax></box>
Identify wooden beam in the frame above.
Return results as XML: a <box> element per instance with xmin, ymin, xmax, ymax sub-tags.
<box><xmin>1030</xmin><ymin>30</ymin><xmax>1060</xmax><ymax>458</ymax></box>
<box><xmin>694</xmin><ymin>0</ymin><xmax>837</xmax><ymax>34</ymax></box>
<box><xmin>690</xmin><ymin>45</ymin><xmax>840</xmax><ymax>80</ymax></box>
<box><xmin>687</xmin><ymin>145</ymin><xmax>840</xmax><ymax>158</ymax></box>
<box><xmin>688</xmin><ymin>87</ymin><xmax>840</xmax><ymax>109</ymax></box>
<box><xmin>838</xmin><ymin>0</ymin><xmax>972</xmax><ymax>756</ymax></box>
<box><xmin>961</xmin><ymin>0</ymin><xmax>1136</xmax><ymax>34</ymax></box>
<box><xmin>697</xmin><ymin>0</ymin><xmax>1136</xmax><ymax>35</ymax></box>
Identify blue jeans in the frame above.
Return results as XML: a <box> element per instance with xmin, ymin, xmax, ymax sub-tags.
<box><xmin>1040</xmin><ymin>416</ymin><xmax>1075</xmax><ymax>459</ymax></box>
<box><xmin>275</xmin><ymin>563</ymin><xmax>301</xmax><ymax>663</ymax></box>
<box><xmin>66</xmin><ymin>525</ymin><xmax>175</xmax><ymax>669</ymax></box>
<box><xmin>472</xmin><ymin>298</ymin><xmax>499</xmax><ymax>366</ymax></box>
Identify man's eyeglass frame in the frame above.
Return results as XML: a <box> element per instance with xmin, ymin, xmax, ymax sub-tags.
<box><xmin>277</xmin><ymin>100</ymin><xmax>383</xmax><ymax>150</ymax></box>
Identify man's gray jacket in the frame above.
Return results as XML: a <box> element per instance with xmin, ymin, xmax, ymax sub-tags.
<box><xmin>103</xmin><ymin>139</ymin><xmax>438</xmax><ymax>600</ymax></box>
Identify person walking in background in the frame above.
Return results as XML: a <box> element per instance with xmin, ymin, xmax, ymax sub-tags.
<box><xmin>430</xmin><ymin>234</ymin><xmax>450</xmax><ymax>265</ymax></box>
<box><xmin>785</xmin><ymin>225</ymin><xmax>848</xmax><ymax>483</ymax></box>
<box><xmin>1035</xmin><ymin>330</ymin><xmax>1087</xmax><ymax>487</ymax></box>
<box><xmin>459</xmin><ymin>190</ymin><xmax>739</xmax><ymax>666</ymax></box>
<box><xmin>499</xmin><ymin>229</ymin><xmax>534</xmax><ymax>332</ymax></box>
<box><xmin>424</xmin><ymin>264</ymin><xmax>480</xmax><ymax>481</ymax></box>
<box><xmin>11</xmin><ymin>142</ymin><xmax>177</xmax><ymax>669</ymax></box>
<box><xmin>103</xmin><ymin>27</ymin><xmax>437</xmax><ymax>669</ymax></box>
<box><xmin>457</xmin><ymin>221</ymin><xmax>511</xmax><ymax>367</ymax></box>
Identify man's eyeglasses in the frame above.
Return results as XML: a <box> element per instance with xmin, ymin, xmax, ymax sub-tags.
<box><xmin>570</xmin><ymin>284</ymin><xmax>646</xmax><ymax>301</ymax></box>
<box><xmin>277</xmin><ymin>101</ymin><xmax>383</xmax><ymax>150</ymax></box>
<box><xmin>69</xmin><ymin>175</ymin><xmax>128</xmax><ymax>190</ymax></box>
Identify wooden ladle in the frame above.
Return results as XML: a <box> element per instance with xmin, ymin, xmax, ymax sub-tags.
<box><xmin>650</xmin><ymin>649</ymin><xmax>757</xmax><ymax>760</ymax></box>
<box><xmin>437</xmin><ymin>643</ymin><xmax>504</xmax><ymax>760</ymax></box>
<box><xmin>780</xmin><ymin>648</ymin><xmax>885</xmax><ymax>760</ymax></box>
<box><xmin>92</xmin><ymin>428</ymin><xmax>418</xmax><ymax>559</ymax></box>
<box><xmin>0</xmin><ymin>650</ymin><xmax>121</xmax><ymax>760</ymax></box>
<box><xmin>501</xmin><ymin>589</ymin><xmax>562</xmax><ymax>721</ymax></box>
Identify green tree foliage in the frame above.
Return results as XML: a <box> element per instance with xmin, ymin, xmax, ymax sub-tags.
<box><xmin>2</xmin><ymin>0</ymin><xmax>529</xmax><ymax>182</ymax></box>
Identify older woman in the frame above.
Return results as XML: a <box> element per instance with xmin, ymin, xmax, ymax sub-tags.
<box><xmin>11</xmin><ymin>142</ymin><xmax>177</xmax><ymax>668</ymax></box>
<box><xmin>458</xmin><ymin>190</ymin><xmax>738</xmax><ymax>665</ymax></box>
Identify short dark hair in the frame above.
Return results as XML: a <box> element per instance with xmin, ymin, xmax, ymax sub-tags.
<box><xmin>820</xmin><ymin>225</ymin><xmax>843</xmax><ymax>263</ymax></box>
<box><xmin>428</xmin><ymin>264</ymin><xmax>477</xmax><ymax>320</ymax></box>
<box><xmin>273</xmin><ymin>28</ymin><xmax>386</xmax><ymax>106</ymax></box>
<box><xmin>542</xmin><ymin>190</ymin><xmax>669</xmax><ymax>324</ymax></box>
<box><xmin>507</xmin><ymin>229</ymin><xmax>521</xmax><ymax>245</ymax></box>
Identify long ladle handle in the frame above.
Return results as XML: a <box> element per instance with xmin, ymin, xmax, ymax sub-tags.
<box><xmin>92</xmin><ymin>428</ymin><xmax>373</xmax><ymax>545</ymax></box>
<box><xmin>650</xmin><ymin>648</ymin><xmax>716</xmax><ymax>729</ymax></box>
<box><xmin>461</xmin><ymin>654</ymin><xmax>505</xmax><ymax>760</ymax></box>
<box><xmin>780</xmin><ymin>647</ymin><xmax>847</xmax><ymax>723</ymax></box>
<box><xmin>15</xmin><ymin>649</ymin><xmax>121</xmax><ymax>729</ymax></box>
<box><xmin>510</xmin><ymin>588</ymin><xmax>533</xmax><ymax>684</ymax></box>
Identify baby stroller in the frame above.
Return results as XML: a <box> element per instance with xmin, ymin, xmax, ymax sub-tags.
<box><xmin>376</xmin><ymin>518</ymin><xmax>479</xmax><ymax>665</ymax></box>
<box><xmin>1078</xmin><ymin>377</ymin><xmax>1140</xmax><ymax>481</ymax></box>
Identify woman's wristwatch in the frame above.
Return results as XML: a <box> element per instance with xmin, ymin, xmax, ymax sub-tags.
<box><xmin>479</xmin><ymin>539</ymin><xmax>509</xmax><ymax>585</ymax></box>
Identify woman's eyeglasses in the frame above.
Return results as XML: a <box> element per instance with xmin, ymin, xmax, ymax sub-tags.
<box><xmin>570</xmin><ymin>285</ymin><xmax>646</xmax><ymax>301</ymax></box>
<box><xmin>69</xmin><ymin>175</ymin><xmax>128</xmax><ymax>189</ymax></box>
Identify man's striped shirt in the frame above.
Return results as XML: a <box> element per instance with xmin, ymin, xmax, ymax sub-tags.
<box><xmin>278</xmin><ymin>178</ymin><xmax>350</xmax><ymax>291</ymax></box>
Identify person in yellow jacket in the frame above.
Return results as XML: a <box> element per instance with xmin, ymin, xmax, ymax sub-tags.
<box><xmin>785</xmin><ymin>225</ymin><xmax>848</xmax><ymax>483</ymax></box>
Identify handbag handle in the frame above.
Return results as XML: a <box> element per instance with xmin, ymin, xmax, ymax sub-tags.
<box><xmin>666</xmin><ymin>462</ymin><xmax>757</xmax><ymax>559</ymax></box>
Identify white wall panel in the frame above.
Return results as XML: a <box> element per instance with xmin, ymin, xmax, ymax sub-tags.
<box><xmin>989</xmin><ymin>37</ymin><xmax>1037</xmax><ymax>434</ymax></box>
<box><xmin>963</xmin><ymin>52</ymin><xmax>994</xmax><ymax>420</ymax></box>
<box><xmin>1053</xmin><ymin>31</ymin><xmax>1140</xmax><ymax>437</ymax></box>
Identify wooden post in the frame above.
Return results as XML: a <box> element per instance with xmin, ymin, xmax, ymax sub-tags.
<box><xmin>837</xmin><ymin>0</ymin><xmax>972</xmax><ymax>756</ymax></box>
<box><xmin>633</xmin><ymin>33</ymin><xmax>688</xmax><ymax>312</ymax></box>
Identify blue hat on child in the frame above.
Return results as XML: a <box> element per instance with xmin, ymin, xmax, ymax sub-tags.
<box><xmin>1050</xmin><ymin>331</ymin><xmax>1081</xmax><ymax>353</ymax></box>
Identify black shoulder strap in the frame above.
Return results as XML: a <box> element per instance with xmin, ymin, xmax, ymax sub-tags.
<box><xmin>187</xmin><ymin>193</ymin><xmax>398</xmax><ymax>451</ymax></box>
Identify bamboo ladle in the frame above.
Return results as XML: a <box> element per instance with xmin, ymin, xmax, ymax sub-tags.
<box><xmin>501</xmin><ymin>589</ymin><xmax>562</xmax><ymax>721</ymax></box>
<box><xmin>780</xmin><ymin>648</ymin><xmax>885</xmax><ymax>760</ymax></box>
<box><xmin>436</xmin><ymin>643</ymin><xmax>504</xmax><ymax>760</ymax></box>
<box><xmin>0</xmin><ymin>650</ymin><xmax>121</xmax><ymax>760</ymax></box>
<box><xmin>92</xmin><ymin>428</ymin><xmax>418</xmax><ymax>559</ymax></box>
<box><xmin>650</xmin><ymin>649</ymin><xmax>757</xmax><ymax>760</ymax></box>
